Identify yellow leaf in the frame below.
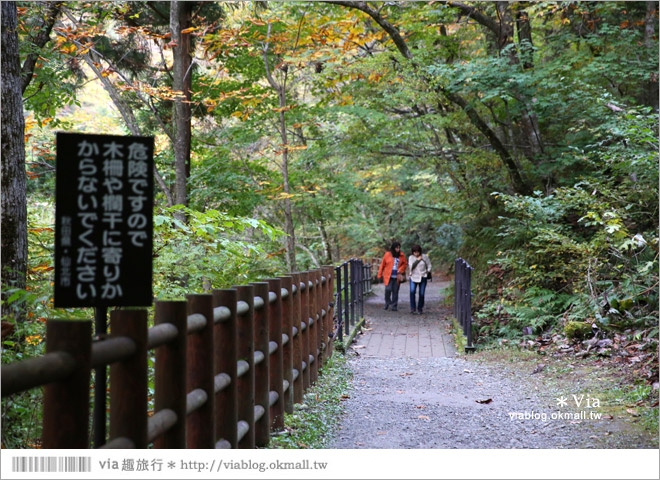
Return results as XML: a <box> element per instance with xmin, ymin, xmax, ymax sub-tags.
<box><xmin>287</xmin><ymin>145</ymin><xmax>308</xmax><ymax>151</ymax></box>
<box><xmin>180</xmin><ymin>27</ymin><xmax>200</xmax><ymax>34</ymax></box>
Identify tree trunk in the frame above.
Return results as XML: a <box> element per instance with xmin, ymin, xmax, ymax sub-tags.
<box><xmin>170</xmin><ymin>1</ymin><xmax>193</xmax><ymax>222</ymax></box>
<box><xmin>279</xmin><ymin>100</ymin><xmax>297</xmax><ymax>272</ymax></box>
<box><xmin>514</xmin><ymin>5</ymin><xmax>545</xmax><ymax>158</ymax></box>
<box><xmin>1</xmin><ymin>2</ymin><xmax>28</xmax><ymax>308</ymax></box>
<box><xmin>640</xmin><ymin>1</ymin><xmax>659</xmax><ymax>111</ymax></box>
<box><xmin>317</xmin><ymin>221</ymin><xmax>332</xmax><ymax>263</ymax></box>
<box><xmin>263</xmin><ymin>23</ymin><xmax>297</xmax><ymax>272</ymax></box>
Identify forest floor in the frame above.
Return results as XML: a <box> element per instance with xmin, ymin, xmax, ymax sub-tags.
<box><xmin>329</xmin><ymin>282</ymin><xmax>658</xmax><ymax>449</ymax></box>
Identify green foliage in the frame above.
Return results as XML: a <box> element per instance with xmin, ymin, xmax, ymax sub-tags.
<box><xmin>473</xmin><ymin>110</ymin><xmax>658</xmax><ymax>344</ymax></box>
<box><xmin>267</xmin><ymin>353</ymin><xmax>352</xmax><ymax>449</ymax></box>
<box><xmin>153</xmin><ymin>206</ymin><xmax>285</xmax><ymax>297</ymax></box>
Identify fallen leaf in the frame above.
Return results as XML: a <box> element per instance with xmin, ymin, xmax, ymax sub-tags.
<box><xmin>353</xmin><ymin>345</ymin><xmax>365</xmax><ymax>349</ymax></box>
<box><xmin>399</xmin><ymin>372</ymin><xmax>414</xmax><ymax>377</ymax></box>
<box><xmin>463</xmin><ymin>369</ymin><xmax>473</xmax><ymax>373</ymax></box>
<box><xmin>377</xmin><ymin>431</ymin><xmax>387</xmax><ymax>435</ymax></box>
<box><xmin>418</xmin><ymin>415</ymin><xmax>430</xmax><ymax>420</ymax></box>
<box><xmin>396</xmin><ymin>390</ymin><xmax>405</xmax><ymax>394</ymax></box>
<box><xmin>626</xmin><ymin>408</ymin><xmax>640</xmax><ymax>417</ymax></box>
<box><xmin>475</xmin><ymin>398</ymin><xmax>493</xmax><ymax>404</ymax></box>
<box><xmin>415</xmin><ymin>405</ymin><xmax>426</xmax><ymax>409</ymax></box>
<box><xmin>602</xmin><ymin>414</ymin><xmax>614</xmax><ymax>420</ymax></box>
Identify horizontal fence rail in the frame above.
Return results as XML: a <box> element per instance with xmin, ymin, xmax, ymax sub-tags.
<box><xmin>2</xmin><ymin>262</ymin><xmax>372</xmax><ymax>449</ymax></box>
<box><xmin>454</xmin><ymin>258</ymin><xmax>475</xmax><ymax>353</ymax></box>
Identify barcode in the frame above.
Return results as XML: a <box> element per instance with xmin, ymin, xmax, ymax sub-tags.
<box><xmin>12</xmin><ymin>456</ymin><xmax>91</xmax><ymax>473</ymax></box>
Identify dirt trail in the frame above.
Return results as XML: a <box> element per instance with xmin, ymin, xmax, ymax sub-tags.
<box><xmin>330</xmin><ymin>282</ymin><xmax>655</xmax><ymax>449</ymax></box>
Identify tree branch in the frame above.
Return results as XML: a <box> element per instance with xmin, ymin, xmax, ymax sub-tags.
<box><xmin>324</xmin><ymin>1</ymin><xmax>412</xmax><ymax>59</ymax></box>
<box><xmin>21</xmin><ymin>1</ymin><xmax>63</xmax><ymax>94</ymax></box>
<box><xmin>442</xmin><ymin>1</ymin><xmax>499</xmax><ymax>35</ymax></box>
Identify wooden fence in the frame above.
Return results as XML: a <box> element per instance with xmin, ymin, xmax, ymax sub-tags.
<box><xmin>1</xmin><ymin>264</ymin><xmax>371</xmax><ymax>449</ymax></box>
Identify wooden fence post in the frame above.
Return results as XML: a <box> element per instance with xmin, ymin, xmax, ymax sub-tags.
<box><xmin>109</xmin><ymin>309</ymin><xmax>148</xmax><ymax>448</ymax></box>
<box><xmin>278</xmin><ymin>276</ymin><xmax>295</xmax><ymax>413</ymax></box>
<box><xmin>323</xmin><ymin>266</ymin><xmax>335</xmax><ymax>360</ymax></box>
<box><xmin>213</xmin><ymin>288</ymin><xmax>238</xmax><ymax>448</ymax></box>
<box><xmin>236</xmin><ymin>285</ymin><xmax>255</xmax><ymax>448</ymax></box>
<box><xmin>267</xmin><ymin>278</ymin><xmax>285</xmax><ymax>430</ymax></box>
<box><xmin>251</xmin><ymin>282</ymin><xmax>270</xmax><ymax>447</ymax></box>
<box><xmin>154</xmin><ymin>301</ymin><xmax>187</xmax><ymax>448</ymax></box>
<box><xmin>318</xmin><ymin>269</ymin><xmax>326</xmax><ymax>367</ymax></box>
<box><xmin>290</xmin><ymin>273</ymin><xmax>303</xmax><ymax>404</ymax></box>
<box><xmin>299</xmin><ymin>272</ymin><xmax>311</xmax><ymax>391</ymax></box>
<box><xmin>42</xmin><ymin>319</ymin><xmax>92</xmax><ymax>448</ymax></box>
<box><xmin>186</xmin><ymin>294</ymin><xmax>215</xmax><ymax>448</ymax></box>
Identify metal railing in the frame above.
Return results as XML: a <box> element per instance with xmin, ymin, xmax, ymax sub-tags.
<box><xmin>455</xmin><ymin>258</ymin><xmax>475</xmax><ymax>352</ymax></box>
<box><xmin>334</xmin><ymin>258</ymin><xmax>372</xmax><ymax>343</ymax></box>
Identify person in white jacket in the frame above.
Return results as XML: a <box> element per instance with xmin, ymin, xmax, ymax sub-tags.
<box><xmin>407</xmin><ymin>245</ymin><xmax>432</xmax><ymax>315</ymax></box>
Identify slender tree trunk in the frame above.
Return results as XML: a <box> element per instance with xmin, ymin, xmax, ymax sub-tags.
<box><xmin>640</xmin><ymin>1</ymin><xmax>659</xmax><ymax>111</ymax></box>
<box><xmin>278</xmin><ymin>96</ymin><xmax>297</xmax><ymax>272</ymax></box>
<box><xmin>1</xmin><ymin>2</ymin><xmax>28</xmax><ymax>308</ymax></box>
<box><xmin>263</xmin><ymin>23</ymin><xmax>297</xmax><ymax>272</ymax></box>
<box><xmin>170</xmin><ymin>1</ymin><xmax>192</xmax><ymax>222</ymax></box>
<box><xmin>317</xmin><ymin>221</ymin><xmax>332</xmax><ymax>263</ymax></box>
<box><xmin>514</xmin><ymin>5</ymin><xmax>545</xmax><ymax>158</ymax></box>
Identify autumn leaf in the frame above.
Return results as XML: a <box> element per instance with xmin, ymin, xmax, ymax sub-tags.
<box><xmin>287</xmin><ymin>145</ymin><xmax>308</xmax><ymax>152</ymax></box>
<box><xmin>272</xmin><ymin>105</ymin><xmax>296</xmax><ymax>113</ymax></box>
<box><xmin>180</xmin><ymin>27</ymin><xmax>200</xmax><ymax>34</ymax></box>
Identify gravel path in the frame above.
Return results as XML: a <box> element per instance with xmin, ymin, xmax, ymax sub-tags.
<box><xmin>330</xmin><ymin>283</ymin><xmax>654</xmax><ymax>449</ymax></box>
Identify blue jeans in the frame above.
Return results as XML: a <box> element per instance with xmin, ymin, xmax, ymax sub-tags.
<box><xmin>385</xmin><ymin>275</ymin><xmax>400</xmax><ymax>308</ymax></box>
<box><xmin>409</xmin><ymin>278</ymin><xmax>427</xmax><ymax>312</ymax></box>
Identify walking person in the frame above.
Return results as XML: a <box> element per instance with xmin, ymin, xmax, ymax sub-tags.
<box><xmin>377</xmin><ymin>242</ymin><xmax>408</xmax><ymax>311</ymax></box>
<box><xmin>408</xmin><ymin>244</ymin><xmax>432</xmax><ymax>315</ymax></box>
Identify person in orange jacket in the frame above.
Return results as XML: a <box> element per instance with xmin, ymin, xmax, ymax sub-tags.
<box><xmin>377</xmin><ymin>241</ymin><xmax>408</xmax><ymax>311</ymax></box>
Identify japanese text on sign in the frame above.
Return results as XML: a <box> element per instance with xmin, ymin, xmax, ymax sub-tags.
<box><xmin>54</xmin><ymin>133</ymin><xmax>154</xmax><ymax>308</ymax></box>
